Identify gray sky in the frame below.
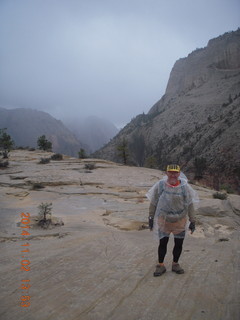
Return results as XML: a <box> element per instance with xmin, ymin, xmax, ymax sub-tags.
<box><xmin>0</xmin><ymin>0</ymin><xmax>239</xmax><ymax>128</ymax></box>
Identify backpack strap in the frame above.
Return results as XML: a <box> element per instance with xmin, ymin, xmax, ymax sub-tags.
<box><xmin>158</xmin><ymin>180</ymin><xmax>165</xmax><ymax>197</ymax></box>
<box><xmin>180</xmin><ymin>182</ymin><xmax>187</xmax><ymax>204</ymax></box>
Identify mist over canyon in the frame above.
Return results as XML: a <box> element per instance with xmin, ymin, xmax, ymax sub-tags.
<box><xmin>1</xmin><ymin>29</ymin><xmax>239</xmax><ymax>192</ymax></box>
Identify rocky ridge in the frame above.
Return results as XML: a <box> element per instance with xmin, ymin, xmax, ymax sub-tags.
<box><xmin>0</xmin><ymin>107</ymin><xmax>86</xmax><ymax>157</ymax></box>
<box><xmin>0</xmin><ymin>108</ymin><xmax>118</xmax><ymax>156</ymax></box>
<box><xmin>93</xmin><ymin>30</ymin><xmax>240</xmax><ymax>192</ymax></box>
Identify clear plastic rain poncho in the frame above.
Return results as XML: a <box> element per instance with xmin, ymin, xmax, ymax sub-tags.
<box><xmin>146</xmin><ymin>174</ymin><xmax>199</xmax><ymax>239</ymax></box>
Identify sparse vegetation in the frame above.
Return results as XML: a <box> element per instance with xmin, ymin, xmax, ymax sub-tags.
<box><xmin>117</xmin><ymin>138</ymin><xmax>129</xmax><ymax>165</ymax></box>
<box><xmin>194</xmin><ymin>157</ymin><xmax>207</xmax><ymax>179</ymax></box>
<box><xmin>51</xmin><ymin>153</ymin><xmax>63</xmax><ymax>160</ymax></box>
<box><xmin>0</xmin><ymin>160</ymin><xmax>9</xmax><ymax>168</ymax></box>
<box><xmin>129</xmin><ymin>133</ymin><xmax>145</xmax><ymax>167</ymax></box>
<box><xmin>37</xmin><ymin>135</ymin><xmax>52</xmax><ymax>151</ymax></box>
<box><xmin>85</xmin><ymin>163</ymin><xmax>96</xmax><ymax>170</ymax></box>
<box><xmin>233</xmin><ymin>166</ymin><xmax>240</xmax><ymax>178</ymax></box>
<box><xmin>32</xmin><ymin>183</ymin><xmax>45</xmax><ymax>190</ymax></box>
<box><xmin>213</xmin><ymin>192</ymin><xmax>227</xmax><ymax>200</ymax></box>
<box><xmin>0</xmin><ymin>128</ymin><xmax>14</xmax><ymax>159</ymax></box>
<box><xmin>78</xmin><ymin>148</ymin><xmax>87</xmax><ymax>159</ymax></box>
<box><xmin>145</xmin><ymin>156</ymin><xmax>158</xmax><ymax>168</ymax></box>
<box><xmin>16</xmin><ymin>146</ymin><xmax>36</xmax><ymax>151</ymax></box>
<box><xmin>39</xmin><ymin>158</ymin><xmax>51</xmax><ymax>164</ymax></box>
<box><xmin>220</xmin><ymin>184</ymin><xmax>234</xmax><ymax>194</ymax></box>
<box><xmin>38</xmin><ymin>202</ymin><xmax>53</xmax><ymax>228</ymax></box>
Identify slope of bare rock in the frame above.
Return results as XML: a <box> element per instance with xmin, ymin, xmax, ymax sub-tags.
<box><xmin>93</xmin><ymin>30</ymin><xmax>240</xmax><ymax>192</ymax></box>
<box><xmin>0</xmin><ymin>150</ymin><xmax>239</xmax><ymax>320</ymax></box>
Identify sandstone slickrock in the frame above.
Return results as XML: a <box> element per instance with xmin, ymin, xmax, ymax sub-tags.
<box><xmin>0</xmin><ymin>150</ymin><xmax>240</xmax><ymax>320</ymax></box>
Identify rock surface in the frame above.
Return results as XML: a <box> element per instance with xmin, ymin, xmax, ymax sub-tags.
<box><xmin>0</xmin><ymin>150</ymin><xmax>239</xmax><ymax>320</ymax></box>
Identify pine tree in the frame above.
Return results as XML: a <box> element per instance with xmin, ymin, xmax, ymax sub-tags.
<box><xmin>37</xmin><ymin>135</ymin><xmax>52</xmax><ymax>151</ymax></box>
<box><xmin>0</xmin><ymin>128</ymin><xmax>14</xmax><ymax>158</ymax></box>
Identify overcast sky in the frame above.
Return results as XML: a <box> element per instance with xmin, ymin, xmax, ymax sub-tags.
<box><xmin>0</xmin><ymin>0</ymin><xmax>239</xmax><ymax>128</ymax></box>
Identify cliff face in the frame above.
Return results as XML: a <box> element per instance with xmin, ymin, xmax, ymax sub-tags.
<box><xmin>93</xmin><ymin>30</ymin><xmax>240</xmax><ymax>192</ymax></box>
<box><xmin>161</xmin><ymin>30</ymin><xmax>240</xmax><ymax>99</ymax></box>
<box><xmin>0</xmin><ymin>108</ymin><xmax>86</xmax><ymax>156</ymax></box>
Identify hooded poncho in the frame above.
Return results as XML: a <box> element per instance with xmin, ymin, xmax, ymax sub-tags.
<box><xmin>146</xmin><ymin>176</ymin><xmax>199</xmax><ymax>239</ymax></box>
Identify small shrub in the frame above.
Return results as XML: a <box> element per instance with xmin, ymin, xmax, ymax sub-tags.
<box><xmin>85</xmin><ymin>163</ymin><xmax>96</xmax><ymax>170</ymax></box>
<box><xmin>213</xmin><ymin>192</ymin><xmax>227</xmax><ymax>200</ymax></box>
<box><xmin>51</xmin><ymin>153</ymin><xmax>63</xmax><ymax>160</ymax></box>
<box><xmin>194</xmin><ymin>157</ymin><xmax>207</xmax><ymax>179</ymax></box>
<box><xmin>220</xmin><ymin>184</ymin><xmax>234</xmax><ymax>194</ymax></box>
<box><xmin>32</xmin><ymin>183</ymin><xmax>45</xmax><ymax>190</ymax></box>
<box><xmin>144</xmin><ymin>156</ymin><xmax>157</xmax><ymax>168</ymax></box>
<box><xmin>78</xmin><ymin>148</ymin><xmax>87</xmax><ymax>159</ymax></box>
<box><xmin>37</xmin><ymin>135</ymin><xmax>52</xmax><ymax>151</ymax></box>
<box><xmin>0</xmin><ymin>160</ymin><xmax>9</xmax><ymax>168</ymax></box>
<box><xmin>39</xmin><ymin>158</ymin><xmax>51</xmax><ymax>164</ymax></box>
<box><xmin>38</xmin><ymin>202</ymin><xmax>53</xmax><ymax>228</ymax></box>
<box><xmin>0</xmin><ymin>128</ymin><xmax>14</xmax><ymax>158</ymax></box>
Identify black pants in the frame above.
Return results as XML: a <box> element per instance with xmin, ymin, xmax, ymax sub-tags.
<box><xmin>158</xmin><ymin>236</ymin><xmax>184</xmax><ymax>263</ymax></box>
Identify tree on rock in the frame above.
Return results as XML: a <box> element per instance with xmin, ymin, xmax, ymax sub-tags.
<box><xmin>78</xmin><ymin>148</ymin><xmax>87</xmax><ymax>159</ymax></box>
<box><xmin>0</xmin><ymin>128</ymin><xmax>14</xmax><ymax>158</ymax></box>
<box><xmin>117</xmin><ymin>138</ymin><xmax>129</xmax><ymax>165</ymax></box>
<box><xmin>37</xmin><ymin>135</ymin><xmax>52</xmax><ymax>151</ymax></box>
<box><xmin>194</xmin><ymin>157</ymin><xmax>207</xmax><ymax>179</ymax></box>
<box><xmin>38</xmin><ymin>202</ymin><xmax>53</xmax><ymax>228</ymax></box>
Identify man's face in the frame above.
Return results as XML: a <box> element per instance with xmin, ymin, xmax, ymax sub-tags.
<box><xmin>166</xmin><ymin>171</ymin><xmax>180</xmax><ymax>185</ymax></box>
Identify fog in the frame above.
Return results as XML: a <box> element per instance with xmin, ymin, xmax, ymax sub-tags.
<box><xmin>0</xmin><ymin>0</ymin><xmax>239</xmax><ymax>128</ymax></box>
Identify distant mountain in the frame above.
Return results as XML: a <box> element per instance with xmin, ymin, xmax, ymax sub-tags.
<box><xmin>65</xmin><ymin>116</ymin><xmax>119</xmax><ymax>153</ymax></box>
<box><xmin>0</xmin><ymin>108</ymin><xmax>86</xmax><ymax>156</ymax></box>
<box><xmin>93</xmin><ymin>29</ymin><xmax>240</xmax><ymax>192</ymax></box>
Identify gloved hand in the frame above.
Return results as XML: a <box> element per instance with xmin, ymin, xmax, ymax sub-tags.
<box><xmin>189</xmin><ymin>222</ymin><xmax>195</xmax><ymax>234</ymax></box>
<box><xmin>148</xmin><ymin>217</ymin><xmax>154</xmax><ymax>231</ymax></box>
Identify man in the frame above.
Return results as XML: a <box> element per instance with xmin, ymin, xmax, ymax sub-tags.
<box><xmin>146</xmin><ymin>164</ymin><xmax>198</xmax><ymax>276</ymax></box>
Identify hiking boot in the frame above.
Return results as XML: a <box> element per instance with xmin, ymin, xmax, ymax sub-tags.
<box><xmin>172</xmin><ymin>263</ymin><xmax>184</xmax><ymax>274</ymax></box>
<box><xmin>153</xmin><ymin>264</ymin><xmax>166</xmax><ymax>277</ymax></box>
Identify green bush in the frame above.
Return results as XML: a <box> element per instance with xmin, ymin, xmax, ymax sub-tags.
<box><xmin>194</xmin><ymin>157</ymin><xmax>207</xmax><ymax>179</ymax></box>
<box><xmin>39</xmin><ymin>158</ymin><xmax>51</xmax><ymax>164</ymax></box>
<box><xmin>220</xmin><ymin>184</ymin><xmax>234</xmax><ymax>194</ymax></box>
<box><xmin>0</xmin><ymin>160</ymin><xmax>9</xmax><ymax>168</ymax></box>
<box><xmin>117</xmin><ymin>138</ymin><xmax>129</xmax><ymax>165</ymax></box>
<box><xmin>213</xmin><ymin>192</ymin><xmax>227</xmax><ymax>200</ymax></box>
<box><xmin>0</xmin><ymin>128</ymin><xmax>14</xmax><ymax>158</ymax></box>
<box><xmin>85</xmin><ymin>163</ymin><xmax>96</xmax><ymax>170</ymax></box>
<box><xmin>145</xmin><ymin>156</ymin><xmax>157</xmax><ymax>168</ymax></box>
<box><xmin>38</xmin><ymin>202</ymin><xmax>53</xmax><ymax>228</ymax></box>
<box><xmin>37</xmin><ymin>135</ymin><xmax>52</xmax><ymax>151</ymax></box>
<box><xmin>32</xmin><ymin>183</ymin><xmax>45</xmax><ymax>190</ymax></box>
<box><xmin>51</xmin><ymin>153</ymin><xmax>63</xmax><ymax>160</ymax></box>
<box><xmin>78</xmin><ymin>148</ymin><xmax>87</xmax><ymax>159</ymax></box>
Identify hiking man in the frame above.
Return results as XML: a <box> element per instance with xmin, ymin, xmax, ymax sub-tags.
<box><xmin>146</xmin><ymin>164</ymin><xmax>198</xmax><ymax>276</ymax></box>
